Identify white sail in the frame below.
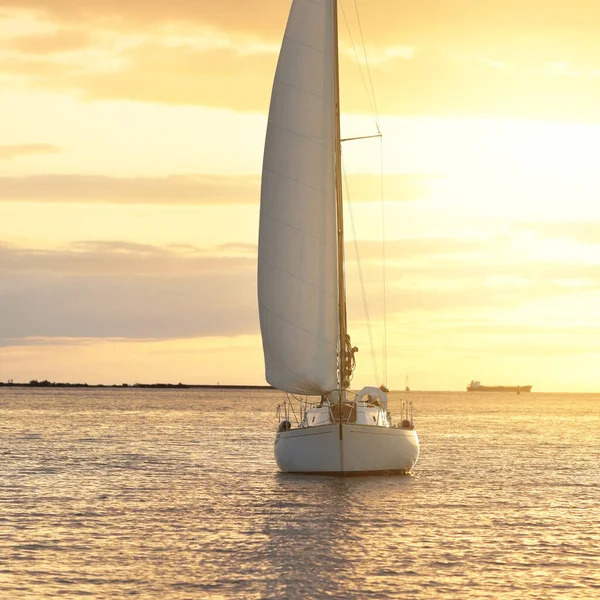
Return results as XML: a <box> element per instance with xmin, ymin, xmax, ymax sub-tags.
<box><xmin>258</xmin><ymin>0</ymin><xmax>338</xmax><ymax>395</ymax></box>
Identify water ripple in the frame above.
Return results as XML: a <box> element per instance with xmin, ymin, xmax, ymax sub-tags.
<box><xmin>1</xmin><ymin>388</ymin><xmax>599</xmax><ymax>598</ymax></box>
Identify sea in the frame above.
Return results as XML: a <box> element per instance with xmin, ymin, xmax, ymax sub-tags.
<box><xmin>1</xmin><ymin>387</ymin><xmax>598</xmax><ymax>599</ymax></box>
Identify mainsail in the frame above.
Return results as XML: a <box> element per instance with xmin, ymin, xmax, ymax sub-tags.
<box><xmin>258</xmin><ymin>0</ymin><xmax>339</xmax><ymax>395</ymax></box>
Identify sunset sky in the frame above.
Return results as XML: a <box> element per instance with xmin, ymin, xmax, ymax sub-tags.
<box><xmin>2</xmin><ymin>0</ymin><xmax>600</xmax><ymax>391</ymax></box>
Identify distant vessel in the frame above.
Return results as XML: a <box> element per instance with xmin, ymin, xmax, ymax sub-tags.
<box><xmin>467</xmin><ymin>380</ymin><xmax>532</xmax><ymax>393</ymax></box>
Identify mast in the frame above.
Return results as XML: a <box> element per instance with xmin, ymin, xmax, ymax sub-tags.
<box><xmin>332</xmin><ymin>0</ymin><xmax>347</xmax><ymax>396</ymax></box>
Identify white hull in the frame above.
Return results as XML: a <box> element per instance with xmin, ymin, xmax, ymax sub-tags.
<box><xmin>274</xmin><ymin>423</ymin><xmax>419</xmax><ymax>475</ymax></box>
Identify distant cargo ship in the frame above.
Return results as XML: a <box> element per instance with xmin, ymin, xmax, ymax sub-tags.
<box><xmin>467</xmin><ymin>380</ymin><xmax>532</xmax><ymax>393</ymax></box>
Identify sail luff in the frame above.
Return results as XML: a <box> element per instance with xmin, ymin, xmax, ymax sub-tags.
<box><xmin>332</xmin><ymin>0</ymin><xmax>347</xmax><ymax>394</ymax></box>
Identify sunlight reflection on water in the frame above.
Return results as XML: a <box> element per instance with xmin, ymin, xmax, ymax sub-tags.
<box><xmin>1</xmin><ymin>388</ymin><xmax>599</xmax><ymax>598</ymax></box>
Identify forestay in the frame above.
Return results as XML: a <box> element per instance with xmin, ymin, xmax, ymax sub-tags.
<box><xmin>258</xmin><ymin>0</ymin><xmax>339</xmax><ymax>395</ymax></box>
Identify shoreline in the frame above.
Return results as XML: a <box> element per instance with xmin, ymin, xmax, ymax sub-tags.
<box><xmin>0</xmin><ymin>382</ymin><xmax>274</xmax><ymax>390</ymax></box>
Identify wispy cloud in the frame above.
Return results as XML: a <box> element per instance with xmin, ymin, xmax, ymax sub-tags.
<box><xmin>0</xmin><ymin>242</ymin><xmax>258</xmax><ymax>340</ymax></box>
<box><xmin>0</xmin><ymin>173</ymin><xmax>440</xmax><ymax>204</ymax></box>
<box><xmin>4</xmin><ymin>4</ymin><xmax>600</xmax><ymax>118</ymax></box>
<box><xmin>6</xmin><ymin>28</ymin><xmax>90</xmax><ymax>54</ymax></box>
<box><xmin>0</xmin><ymin>336</ymin><xmax>117</xmax><ymax>347</ymax></box>
<box><xmin>5</xmin><ymin>1</ymin><xmax>600</xmax><ymax>43</ymax></box>
<box><xmin>0</xmin><ymin>2</ymin><xmax>288</xmax><ymax>35</ymax></box>
<box><xmin>518</xmin><ymin>222</ymin><xmax>600</xmax><ymax>245</ymax></box>
<box><xmin>348</xmin><ymin>237</ymin><xmax>498</xmax><ymax>262</ymax></box>
<box><xmin>0</xmin><ymin>143</ymin><xmax>62</xmax><ymax>159</ymax></box>
<box><xmin>1</xmin><ymin>41</ymin><xmax>276</xmax><ymax>109</ymax></box>
<box><xmin>0</xmin><ymin>240</ymin><xmax>255</xmax><ymax>275</ymax></box>
<box><xmin>3</xmin><ymin>236</ymin><xmax>599</xmax><ymax>344</ymax></box>
<box><xmin>0</xmin><ymin>174</ymin><xmax>260</xmax><ymax>204</ymax></box>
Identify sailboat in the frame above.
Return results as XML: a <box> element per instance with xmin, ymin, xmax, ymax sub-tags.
<box><xmin>258</xmin><ymin>0</ymin><xmax>419</xmax><ymax>474</ymax></box>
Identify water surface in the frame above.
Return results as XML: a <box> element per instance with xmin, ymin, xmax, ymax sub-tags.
<box><xmin>1</xmin><ymin>388</ymin><xmax>599</xmax><ymax>598</ymax></box>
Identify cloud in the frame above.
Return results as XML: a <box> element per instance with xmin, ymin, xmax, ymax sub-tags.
<box><xmin>0</xmin><ymin>173</ymin><xmax>438</xmax><ymax>204</ymax></box>
<box><xmin>344</xmin><ymin>174</ymin><xmax>441</xmax><ymax>203</ymax></box>
<box><xmin>4</xmin><ymin>1</ymin><xmax>600</xmax><ymax>43</ymax></box>
<box><xmin>344</xmin><ymin>234</ymin><xmax>600</xmax><ymax>318</ymax></box>
<box><xmin>0</xmin><ymin>143</ymin><xmax>62</xmax><ymax>159</ymax></box>
<box><xmin>0</xmin><ymin>174</ymin><xmax>260</xmax><ymax>204</ymax></box>
<box><xmin>6</xmin><ymin>29</ymin><xmax>90</xmax><ymax>54</ymax></box>
<box><xmin>4</xmin><ymin>4</ymin><xmax>600</xmax><ymax>118</ymax></box>
<box><xmin>347</xmin><ymin>237</ymin><xmax>494</xmax><ymax>262</ymax></box>
<box><xmin>0</xmin><ymin>272</ymin><xmax>257</xmax><ymax>339</ymax></box>
<box><xmin>3</xmin><ymin>235</ymin><xmax>600</xmax><ymax>345</ymax></box>
<box><xmin>0</xmin><ymin>1</ymin><xmax>289</xmax><ymax>34</ymax></box>
<box><xmin>42</xmin><ymin>41</ymin><xmax>277</xmax><ymax>109</ymax></box>
<box><xmin>5</xmin><ymin>35</ymin><xmax>600</xmax><ymax>119</ymax></box>
<box><xmin>378</xmin><ymin>280</ymin><xmax>573</xmax><ymax>314</ymax></box>
<box><xmin>518</xmin><ymin>222</ymin><xmax>600</xmax><ymax>245</ymax></box>
<box><xmin>376</xmin><ymin>255</ymin><xmax>600</xmax><ymax>287</ymax></box>
<box><xmin>0</xmin><ymin>336</ymin><xmax>110</xmax><ymax>347</ymax></box>
<box><xmin>0</xmin><ymin>240</ymin><xmax>255</xmax><ymax>275</ymax></box>
<box><xmin>0</xmin><ymin>241</ymin><xmax>258</xmax><ymax>339</ymax></box>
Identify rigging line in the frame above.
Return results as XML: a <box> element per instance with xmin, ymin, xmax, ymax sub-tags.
<box><xmin>341</xmin><ymin>151</ymin><xmax>380</xmax><ymax>385</ymax></box>
<box><xmin>353</xmin><ymin>0</ymin><xmax>381</xmax><ymax>132</ymax></box>
<box><xmin>341</xmin><ymin>133</ymin><xmax>382</xmax><ymax>143</ymax></box>
<box><xmin>380</xmin><ymin>135</ymin><xmax>388</xmax><ymax>387</ymax></box>
<box><xmin>339</xmin><ymin>0</ymin><xmax>380</xmax><ymax>133</ymax></box>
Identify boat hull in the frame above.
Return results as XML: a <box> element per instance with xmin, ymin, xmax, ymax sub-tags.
<box><xmin>274</xmin><ymin>424</ymin><xmax>419</xmax><ymax>474</ymax></box>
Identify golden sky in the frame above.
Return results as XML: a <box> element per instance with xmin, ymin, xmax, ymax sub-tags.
<box><xmin>2</xmin><ymin>0</ymin><xmax>600</xmax><ymax>391</ymax></box>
